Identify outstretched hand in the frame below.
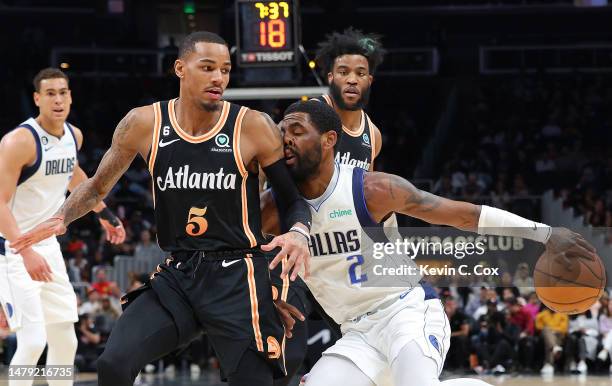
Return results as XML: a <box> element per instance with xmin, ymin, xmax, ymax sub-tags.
<box><xmin>263</xmin><ymin>231</ymin><xmax>311</xmax><ymax>281</ymax></box>
<box><xmin>10</xmin><ymin>216</ymin><xmax>66</xmax><ymax>254</ymax></box>
<box><xmin>99</xmin><ymin>217</ymin><xmax>126</xmax><ymax>244</ymax></box>
<box><xmin>545</xmin><ymin>227</ymin><xmax>598</xmax><ymax>269</ymax></box>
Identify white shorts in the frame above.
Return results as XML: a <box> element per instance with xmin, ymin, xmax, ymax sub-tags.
<box><xmin>323</xmin><ymin>287</ymin><xmax>451</xmax><ymax>385</ymax></box>
<box><xmin>0</xmin><ymin>237</ymin><xmax>78</xmax><ymax>331</ymax></box>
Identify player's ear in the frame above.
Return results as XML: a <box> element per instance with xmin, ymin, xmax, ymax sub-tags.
<box><xmin>368</xmin><ymin>74</ymin><xmax>373</xmax><ymax>84</ymax></box>
<box><xmin>174</xmin><ymin>59</ymin><xmax>185</xmax><ymax>79</ymax></box>
<box><xmin>323</xmin><ymin>130</ymin><xmax>337</xmax><ymax>150</ymax></box>
<box><xmin>327</xmin><ymin>72</ymin><xmax>333</xmax><ymax>85</ymax></box>
<box><xmin>33</xmin><ymin>92</ymin><xmax>40</xmax><ymax>107</ymax></box>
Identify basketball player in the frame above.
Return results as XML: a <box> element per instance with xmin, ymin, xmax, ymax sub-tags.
<box><xmin>11</xmin><ymin>32</ymin><xmax>311</xmax><ymax>386</ymax></box>
<box><xmin>0</xmin><ymin>68</ymin><xmax>125</xmax><ymax>386</ymax></box>
<box><xmin>261</xmin><ymin>100</ymin><xmax>597</xmax><ymax>386</ymax></box>
<box><xmin>270</xmin><ymin>29</ymin><xmax>389</xmax><ymax>386</ymax></box>
<box><xmin>314</xmin><ymin>27</ymin><xmax>384</xmax><ymax>171</ymax></box>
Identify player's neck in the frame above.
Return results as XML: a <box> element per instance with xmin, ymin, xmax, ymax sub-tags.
<box><xmin>174</xmin><ymin>97</ymin><xmax>223</xmax><ymax>136</ymax></box>
<box><xmin>35</xmin><ymin>115</ymin><xmax>65</xmax><ymax>138</ymax></box>
<box><xmin>336</xmin><ymin>108</ymin><xmax>362</xmax><ymax>133</ymax></box>
<box><xmin>298</xmin><ymin>160</ymin><xmax>335</xmax><ymax>200</ymax></box>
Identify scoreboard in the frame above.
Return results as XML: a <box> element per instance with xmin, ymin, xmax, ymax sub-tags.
<box><xmin>235</xmin><ymin>0</ymin><xmax>299</xmax><ymax>67</ymax></box>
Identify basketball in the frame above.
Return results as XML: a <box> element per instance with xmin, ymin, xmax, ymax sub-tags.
<box><xmin>534</xmin><ymin>250</ymin><xmax>606</xmax><ymax>315</ymax></box>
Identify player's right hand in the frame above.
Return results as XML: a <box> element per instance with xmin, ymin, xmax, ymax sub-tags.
<box><xmin>545</xmin><ymin>227</ymin><xmax>598</xmax><ymax>269</ymax></box>
<box><xmin>10</xmin><ymin>216</ymin><xmax>66</xmax><ymax>254</ymax></box>
<box><xmin>20</xmin><ymin>247</ymin><xmax>53</xmax><ymax>282</ymax></box>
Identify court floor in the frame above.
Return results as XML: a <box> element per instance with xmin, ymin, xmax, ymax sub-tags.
<box><xmin>2</xmin><ymin>371</ymin><xmax>612</xmax><ymax>385</ymax></box>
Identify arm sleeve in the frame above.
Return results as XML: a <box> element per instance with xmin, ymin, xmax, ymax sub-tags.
<box><xmin>262</xmin><ymin>159</ymin><xmax>311</xmax><ymax>231</ymax></box>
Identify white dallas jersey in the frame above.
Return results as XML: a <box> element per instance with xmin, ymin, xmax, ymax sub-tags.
<box><xmin>4</xmin><ymin>118</ymin><xmax>77</xmax><ymax>235</ymax></box>
<box><xmin>302</xmin><ymin>163</ymin><xmax>434</xmax><ymax>325</ymax></box>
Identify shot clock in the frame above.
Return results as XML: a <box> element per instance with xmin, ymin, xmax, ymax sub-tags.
<box><xmin>236</xmin><ymin>0</ymin><xmax>300</xmax><ymax>67</ymax></box>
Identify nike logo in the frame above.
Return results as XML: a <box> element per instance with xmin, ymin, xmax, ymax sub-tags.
<box><xmin>221</xmin><ymin>259</ymin><xmax>241</xmax><ymax>268</ymax></box>
<box><xmin>159</xmin><ymin>138</ymin><xmax>180</xmax><ymax>148</ymax></box>
<box><xmin>44</xmin><ymin>147</ymin><xmax>52</xmax><ymax>151</ymax></box>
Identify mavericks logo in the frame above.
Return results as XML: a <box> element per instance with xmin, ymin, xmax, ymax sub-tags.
<box><xmin>213</xmin><ymin>133</ymin><xmax>232</xmax><ymax>152</ymax></box>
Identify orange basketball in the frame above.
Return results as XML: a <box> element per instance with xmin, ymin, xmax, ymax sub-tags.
<box><xmin>534</xmin><ymin>250</ymin><xmax>606</xmax><ymax>315</ymax></box>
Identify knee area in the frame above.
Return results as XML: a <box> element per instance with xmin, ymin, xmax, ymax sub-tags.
<box><xmin>96</xmin><ymin>350</ymin><xmax>130</xmax><ymax>379</ymax></box>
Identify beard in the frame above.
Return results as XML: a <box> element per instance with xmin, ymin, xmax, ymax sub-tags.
<box><xmin>199</xmin><ymin>100</ymin><xmax>222</xmax><ymax>112</ymax></box>
<box><xmin>287</xmin><ymin>145</ymin><xmax>322</xmax><ymax>182</ymax></box>
<box><xmin>329</xmin><ymin>81</ymin><xmax>370</xmax><ymax>111</ymax></box>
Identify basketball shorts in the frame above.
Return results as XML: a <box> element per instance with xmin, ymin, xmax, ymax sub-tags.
<box><xmin>0</xmin><ymin>236</ymin><xmax>78</xmax><ymax>331</ymax></box>
<box><xmin>129</xmin><ymin>249</ymin><xmax>287</xmax><ymax>379</ymax></box>
<box><xmin>322</xmin><ymin>286</ymin><xmax>451</xmax><ymax>385</ymax></box>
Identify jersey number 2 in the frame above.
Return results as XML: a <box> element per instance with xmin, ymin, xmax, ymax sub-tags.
<box><xmin>347</xmin><ymin>254</ymin><xmax>368</xmax><ymax>285</ymax></box>
<box><xmin>186</xmin><ymin>207</ymin><xmax>208</xmax><ymax>236</ymax></box>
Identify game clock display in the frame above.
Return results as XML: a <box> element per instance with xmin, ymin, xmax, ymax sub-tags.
<box><xmin>236</xmin><ymin>0</ymin><xmax>299</xmax><ymax>67</ymax></box>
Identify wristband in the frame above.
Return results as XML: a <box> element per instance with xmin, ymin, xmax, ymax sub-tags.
<box><xmin>97</xmin><ymin>207</ymin><xmax>121</xmax><ymax>227</ymax></box>
<box><xmin>289</xmin><ymin>226</ymin><xmax>310</xmax><ymax>242</ymax></box>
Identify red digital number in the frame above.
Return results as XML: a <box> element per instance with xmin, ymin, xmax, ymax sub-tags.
<box><xmin>258</xmin><ymin>20</ymin><xmax>286</xmax><ymax>48</ymax></box>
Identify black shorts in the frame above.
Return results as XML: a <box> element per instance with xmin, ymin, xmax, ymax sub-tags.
<box><xmin>125</xmin><ymin>249</ymin><xmax>286</xmax><ymax>379</ymax></box>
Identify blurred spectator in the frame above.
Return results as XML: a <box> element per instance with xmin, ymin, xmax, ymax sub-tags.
<box><xmin>471</xmin><ymin>299</ymin><xmax>514</xmax><ymax>375</ymax></box>
<box><xmin>69</xmin><ymin>249</ymin><xmax>90</xmax><ymax>282</ymax></box>
<box><xmin>95</xmin><ymin>297</ymin><xmax>120</xmax><ymax>336</ymax></box>
<box><xmin>513</xmin><ymin>262</ymin><xmax>534</xmax><ymax>297</ymax></box>
<box><xmin>464</xmin><ymin>285</ymin><xmax>489</xmax><ymax>319</ymax></box>
<box><xmin>565</xmin><ymin>305</ymin><xmax>600</xmax><ymax>374</ymax></box>
<box><xmin>444</xmin><ymin>296</ymin><xmax>471</xmax><ymax>370</ymax></box>
<box><xmin>91</xmin><ymin>268</ymin><xmax>121</xmax><ymax>298</ymax></box>
<box><xmin>79</xmin><ymin>288</ymin><xmax>101</xmax><ymax>316</ymax></box>
<box><xmin>75</xmin><ymin>313</ymin><xmax>103</xmax><ymax>372</ymax></box>
<box><xmin>536</xmin><ymin>305</ymin><xmax>569</xmax><ymax>375</ymax></box>
<box><xmin>506</xmin><ymin>297</ymin><xmax>535</xmax><ymax>370</ymax></box>
<box><xmin>134</xmin><ymin>229</ymin><xmax>167</xmax><ymax>261</ymax></box>
<box><xmin>523</xmin><ymin>292</ymin><xmax>541</xmax><ymax>321</ymax></box>
<box><xmin>473</xmin><ymin>289</ymin><xmax>503</xmax><ymax>321</ymax></box>
<box><xmin>598</xmin><ymin>295</ymin><xmax>612</xmax><ymax>371</ymax></box>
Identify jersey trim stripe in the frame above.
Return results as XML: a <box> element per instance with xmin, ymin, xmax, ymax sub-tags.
<box><xmin>168</xmin><ymin>99</ymin><xmax>229</xmax><ymax>143</ymax></box>
<box><xmin>245</xmin><ymin>256</ymin><xmax>264</xmax><ymax>352</ymax></box>
<box><xmin>16</xmin><ymin>124</ymin><xmax>42</xmax><ymax>186</ymax></box>
<box><xmin>148</xmin><ymin>102</ymin><xmax>162</xmax><ymax>174</ymax></box>
<box><xmin>280</xmin><ymin>257</ymin><xmax>289</xmax><ymax>302</ymax></box>
<box><xmin>341</xmin><ymin>110</ymin><xmax>366</xmax><ymax>137</ymax></box>
<box><xmin>232</xmin><ymin>107</ymin><xmax>258</xmax><ymax>248</ymax></box>
<box><xmin>367</xmin><ymin>115</ymin><xmax>376</xmax><ymax>167</ymax></box>
<box><xmin>148</xmin><ymin>102</ymin><xmax>162</xmax><ymax>208</ymax></box>
<box><xmin>321</xmin><ymin>94</ymin><xmax>333</xmax><ymax>106</ymax></box>
<box><xmin>65</xmin><ymin>123</ymin><xmax>79</xmax><ymax>153</ymax></box>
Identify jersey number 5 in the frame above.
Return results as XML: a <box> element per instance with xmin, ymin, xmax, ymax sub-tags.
<box><xmin>347</xmin><ymin>254</ymin><xmax>368</xmax><ymax>285</ymax></box>
<box><xmin>186</xmin><ymin>207</ymin><xmax>208</xmax><ymax>236</ymax></box>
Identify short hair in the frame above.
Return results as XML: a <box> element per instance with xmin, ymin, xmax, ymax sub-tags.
<box><xmin>284</xmin><ymin>100</ymin><xmax>342</xmax><ymax>140</ymax></box>
<box><xmin>315</xmin><ymin>27</ymin><xmax>386</xmax><ymax>75</ymax></box>
<box><xmin>179</xmin><ymin>31</ymin><xmax>227</xmax><ymax>58</ymax></box>
<box><xmin>33</xmin><ymin>68</ymin><xmax>69</xmax><ymax>92</ymax></box>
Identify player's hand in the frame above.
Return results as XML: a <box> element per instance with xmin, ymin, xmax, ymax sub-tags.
<box><xmin>545</xmin><ymin>227</ymin><xmax>598</xmax><ymax>269</ymax></box>
<box><xmin>98</xmin><ymin>217</ymin><xmax>126</xmax><ymax>244</ymax></box>
<box><xmin>10</xmin><ymin>216</ymin><xmax>66</xmax><ymax>254</ymax></box>
<box><xmin>20</xmin><ymin>247</ymin><xmax>53</xmax><ymax>282</ymax></box>
<box><xmin>273</xmin><ymin>298</ymin><xmax>305</xmax><ymax>338</ymax></box>
<box><xmin>263</xmin><ymin>230</ymin><xmax>311</xmax><ymax>281</ymax></box>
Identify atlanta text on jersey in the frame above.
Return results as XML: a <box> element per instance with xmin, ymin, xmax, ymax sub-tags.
<box><xmin>156</xmin><ymin>166</ymin><xmax>237</xmax><ymax>191</ymax></box>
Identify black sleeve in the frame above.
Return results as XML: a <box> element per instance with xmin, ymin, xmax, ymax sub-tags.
<box><xmin>262</xmin><ymin>159</ymin><xmax>311</xmax><ymax>231</ymax></box>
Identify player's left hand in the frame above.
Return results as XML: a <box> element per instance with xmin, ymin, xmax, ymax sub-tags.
<box><xmin>263</xmin><ymin>231</ymin><xmax>311</xmax><ymax>281</ymax></box>
<box><xmin>273</xmin><ymin>298</ymin><xmax>305</xmax><ymax>338</ymax></box>
<box><xmin>98</xmin><ymin>217</ymin><xmax>126</xmax><ymax>244</ymax></box>
<box><xmin>545</xmin><ymin>227</ymin><xmax>598</xmax><ymax>269</ymax></box>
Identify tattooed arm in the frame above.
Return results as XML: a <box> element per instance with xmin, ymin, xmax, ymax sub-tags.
<box><xmin>10</xmin><ymin>106</ymin><xmax>154</xmax><ymax>252</ymax></box>
<box><xmin>363</xmin><ymin>172</ymin><xmax>481</xmax><ymax>231</ymax></box>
